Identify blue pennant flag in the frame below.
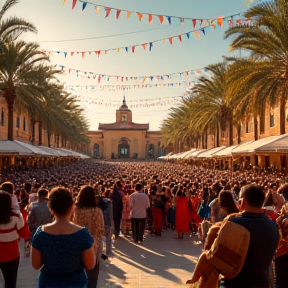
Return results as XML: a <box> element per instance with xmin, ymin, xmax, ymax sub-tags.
<box><xmin>82</xmin><ymin>2</ymin><xmax>87</xmax><ymax>11</ymax></box>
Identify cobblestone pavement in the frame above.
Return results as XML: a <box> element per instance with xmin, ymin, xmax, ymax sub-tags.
<box><xmin>1</xmin><ymin>229</ymin><xmax>202</xmax><ymax>288</ymax></box>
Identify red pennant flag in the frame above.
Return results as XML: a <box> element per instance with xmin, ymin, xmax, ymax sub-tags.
<box><xmin>97</xmin><ymin>51</ymin><xmax>101</xmax><ymax>57</ymax></box>
<box><xmin>178</xmin><ymin>35</ymin><xmax>182</xmax><ymax>42</ymax></box>
<box><xmin>192</xmin><ymin>19</ymin><xmax>196</xmax><ymax>28</ymax></box>
<box><xmin>158</xmin><ymin>15</ymin><xmax>164</xmax><ymax>24</ymax></box>
<box><xmin>168</xmin><ymin>37</ymin><xmax>173</xmax><ymax>44</ymax></box>
<box><xmin>217</xmin><ymin>17</ymin><xmax>223</xmax><ymax>27</ymax></box>
<box><xmin>121</xmin><ymin>77</ymin><xmax>124</xmax><ymax>82</ymax></box>
<box><xmin>98</xmin><ymin>76</ymin><xmax>101</xmax><ymax>83</ymax></box>
<box><xmin>132</xmin><ymin>46</ymin><xmax>136</xmax><ymax>53</ymax></box>
<box><xmin>148</xmin><ymin>14</ymin><xmax>153</xmax><ymax>23</ymax></box>
<box><xmin>137</xmin><ymin>13</ymin><xmax>143</xmax><ymax>21</ymax></box>
<box><xmin>116</xmin><ymin>10</ymin><xmax>121</xmax><ymax>19</ymax></box>
<box><xmin>105</xmin><ymin>8</ymin><xmax>112</xmax><ymax>18</ymax></box>
<box><xmin>71</xmin><ymin>52</ymin><xmax>74</xmax><ymax>56</ymax></box>
<box><xmin>72</xmin><ymin>0</ymin><xmax>77</xmax><ymax>9</ymax></box>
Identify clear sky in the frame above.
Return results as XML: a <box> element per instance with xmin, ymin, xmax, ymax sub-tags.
<box><xmin>6</xmin><ymin>0</ymin><xmax>249</xmax><ymax>130</ymax></box>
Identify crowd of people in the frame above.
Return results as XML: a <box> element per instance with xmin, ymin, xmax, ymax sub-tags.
<box><xmin>0</xmin><ymin>158</ymin><xmax>288</xmax><ymax>288</ymax></box>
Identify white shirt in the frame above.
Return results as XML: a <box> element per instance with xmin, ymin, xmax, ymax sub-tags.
<box><xmin>129</xmin><ymin>191</ymin><xmax>150</xmax><ymax>219</ymax></box>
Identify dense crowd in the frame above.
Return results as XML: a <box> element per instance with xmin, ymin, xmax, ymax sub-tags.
<box><xmin>0</xmin><ymin>159</ymin><xmax>288</xmax><ymax>288</ymax></box>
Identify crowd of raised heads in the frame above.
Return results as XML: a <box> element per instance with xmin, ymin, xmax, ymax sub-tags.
<box><xmin>1</xmin><ymin>159</ymin><xmax>287</xmax><ymax>202</ymax></box>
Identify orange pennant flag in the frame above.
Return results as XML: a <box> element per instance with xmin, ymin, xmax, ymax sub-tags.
<box><xmin>117</xmin><ymin>48</ymin><xmax>121</xmax><ymax>53</ymax></box>
<box><xmin>194</xmin><ymin>31</ymin><xmax>200</xmax><ymax>39</ymax></box>
<box><xmin>142</xmin><ymin>43</ymin><xmax>147</xmax><ymax>50</ymax></box>
<box><xmin>105</xmin><ymin>50</ymin><xmax>109</xmax><ymax>54</ymax></box>
<box><xmin>127</xmin><ymin>11</ymin><xmax>131</xmax><ymax>19</ymax></box>
<box><xmin>137</xmin><ymin>13</ymin><xmax>143</xmax><ymax>21</ymax></box>
<box><xmin>211</xmin><ymin>20</ymin><xmax>216</xmax><ymax>29</ymax></box>
<box><xmin>81</xmin><ymin>52</ymin><xmax>85</xmax><ymax>58</ymax></box>
<box><xmin>62</xmin><ymin>0</ymin><xmax>67</xmax><ymax>5</ymax></box>
<box><xmin>158</xmin><ymin>15</ymin><xmax>164</xmax><ymax>24</ymax></box>
<box><xmin>116</xmin><ymin>10</ymin><xmax>121</xmax><ymax>19</ymax></box>
<box><xmin>72</xmin><ymin>0</ymin><xmax>77</xmax><ymax>9</ymax></box>
<box><xmin>178</xmin><ymin>35</ymin><xmax>182</xmax><ymax>42</ymax></box>
<box><xmin>71</xmin><ymin>52</ymin><xmax>74</xmax><ymax>56</ymax></box>
<box><xmin>168</xmin><ymin>37</ymin><xmax>173</xmax><ymax>44</ymax></box>
<box><xmin>148</xmin><ymin>14</ymin><xmax>153</xmax><ymax>23</ymax></box>
<box><xmin>217</xmin><ymin>17</ymin><xmax>223</xmax><ymax>27</ymax></box>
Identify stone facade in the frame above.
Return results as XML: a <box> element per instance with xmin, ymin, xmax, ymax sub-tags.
<box><xmin>87</xmin><ymin>98</ymin><xmax>163</xmax><ymax>159</ymax></box>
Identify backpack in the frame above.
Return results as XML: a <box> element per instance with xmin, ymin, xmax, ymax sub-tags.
<box><xmin>206</xmin><ymin>215</ymin><xmax>250</xmax><ymax>279</ymax></box>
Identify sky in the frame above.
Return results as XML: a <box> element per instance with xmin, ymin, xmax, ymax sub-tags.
<box><xmin>6</xmin><ymin>0</ymin><xmax>250</xmax><ymax>130</ymax></box>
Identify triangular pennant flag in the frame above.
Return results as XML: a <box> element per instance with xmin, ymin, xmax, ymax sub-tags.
<box><xmin>192</xmin><ymin>19</ymin><xmax>196</xmax><ymax>28</ymax></box>
<box><xmin>132</xmin><ymin>46</ymin><xmax>136</xmax><ymax>53</ymax></box>
<box><xmin>178</xmin><ymin>35</ymin><xmax>182</xmax><ymax>42</ymax></box>
<box><xmin>71</xmin><ymin>52</ymin><xmax>74</xmax><ymax>56</ymax></box>
<box><xmin>148</xmin><ymin>14</ymin><xmax>153</xmax><ymax>23</ymax></box>
<box><xmin>194</xmin><ymin>31</ymin><xmax>200</xmax><ymax>39</ymax></box>
<box><xmin>180</xmin><ymin>18</ymin><xmax>184</xmax><ymax>26</ymax></box>
<box><xmin>142</xmin><ymin>43</ymin><xmax>147</xmax><ymax>50</ymax></box>
<box><xmin>167</xmin><ymin>16</ymin><xmax>171</xmax><ymax>25</ymax></box>
<box><xmin>201</xmin><ymin>29</ymin><xmax>205</xmax><ymax>35</ymax></box>
<box><xmin>186</xmin><ymin>32</ymin><xmax>190</xmax><ymax>39</ymax></box>
<box><xmin>95</xmin><ymin>6</ymin><xmax>100</xmax><ymax>13</ymax></box>
<box><xmin>72</xmin><ymin>0</ymin><xmax>77</xmax><ymax>10</ymax></box>
<box><xmin>137</xmin><ymin>13</ymin><xmax>143</xmax><ymax>21</ymax></box>
<box><xmin>161</xmin><ymin>38</ymin><xmax>165</xmax><ymax>43</ymax></box>
<box><xmin>200</xmin><ymin>19</ymin><xmax>203</xmax><ymax>26</ymax></box>
<box><xmin>125</xmin><ymin>47</ymin><xmax>128</xmax><ymax>53</ymax></box>
<box><xmin>158</xmin><ymin>15</ymin><xmax>164</xmax><ymax>24</ymax></box>
<box><xmin>97</xmin><ymin>51</ymin><xmax>101</xmax><ymax>57</ymax></box>
<box><xmin>168</xmin><ymin>37</ymin><xmax>173</xmax><ymax>44</ymax></box>
<box><xmin>211</xmin><ymin>20</ymin><xmax>216</xmax><ymax>29</ymax></box>
<box><xmin>149</xmin><ymin>42</ymin><xmax>153</xmax><ymax>51</ymax></box>
<box><xmin>127</xmin><ymin>11</ymin><xmax>131</xmax><ymax>19</ymax></box>
<box><xmin>117</xmin><ymin>48</ymin><xmax>121</xmax><ymax>52</ymax></box>
<box><xmin>82</xmin><ymin>2</ymin><xmax>87</xmax><ymax>11</ymax></box>
<box><xmin>105</xmin><ymin>50</ymin><xmax>109</xmax><ymax>54</ymax></box>
<box><xmin>62</xmin><ymin>0</ymin><xmax>67</xmax><ymax>5</ymax></box>
<box><xmin>116</xmin><ymin>9</ymin><xmax>121</xmax><ymax>19</ymax></box>
<box><xmin>217</xmin><ymin>17</ymin><xmax>223</xmax><ymax>27</ymax></box>
<box><xmin>105</xmin><ymin>7</ymin><xmax>112</xmax><ymax>18</ymax></box>
<box><xmin>64</xmin><ymin>52</ymin><xmax>67</xmax><ymax>58</ymax></box>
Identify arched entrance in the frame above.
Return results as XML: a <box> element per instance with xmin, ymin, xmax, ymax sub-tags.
<box><xmin>93</xmin><ymin>143</ymin><xmax>100</xmax><ymax>158</ymax></box>
<box><xmin>148</xmin><ymin>144</ymin><xmax>155</xmax><ymax>158</ymax></box>
<box><xmin>118</xmin><ymin>138</ymin><xmax>130</xmax><ymax>158</ymax></box>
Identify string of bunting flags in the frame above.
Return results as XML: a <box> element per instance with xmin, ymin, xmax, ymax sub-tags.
<box><xmin>45</xmin><ymin>14</ymin><xmax>252</xmax><ymax>57</ymax></box>
<box><xmin>56</xmin><ymin>64</ymin><xmax>203</xmax><ymax>82</ymax></box>
<box><xmin>77</xmin><ymin>95</ymin><xmax>184</xmax><ymax>108</ymax></box>
<box><xmin>66</xmin><ymin>81</ymin><xmax>196</xmax><ymax>91</ymax></box>
<box><xmin>63</xmin><ymin>0</ymin><xmax>246</xmax><ymax>28</ymax></box>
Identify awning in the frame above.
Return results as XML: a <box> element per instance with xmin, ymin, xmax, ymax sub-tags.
<box><xmin>175</xmin><ymin>149</ymin><xmax>197</xmax><ymax>159</ymax></box>
<box><xmin>39</xmin><ymin>146</ymin><xmax>65</xmax><ymax>156</ymax></box>
<box><xmin>55</xmin><ymin>148</ymin><xmax>90</xmax><ymax>158</ymax></box>
<box><xmin>196</xmin><ymin>146</ymin><xmax>226</xmax><ymax>158</ymax></box>
<box><xmin>0</xmin><ymin>140</ymin><xmax>52</xmax><ymax>156</ymax></box>
<box><xmin>213</xmin><ymin>142</ymin><xmax>254</xmax><ymax>158</ymax></box>
<box><xmin>186</xmin><ymin>149</ymin><xmax>207</xmax><ymax>159</ymax></box>
<box><xmin>232</xmin><ymin>134</ymin><xmax>288</xmax><ymax>155</ymax></box>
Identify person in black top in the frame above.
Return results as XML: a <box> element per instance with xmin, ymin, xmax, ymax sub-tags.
<box><xmin>220</xmin><ymin>184</ymin><xmax>278</xmax><ymax>288</ymax></box>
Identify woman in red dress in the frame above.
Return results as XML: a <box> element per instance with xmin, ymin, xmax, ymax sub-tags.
<box><xmin>175</xmin><ymin>189</ymin><xmax>190</xmax><ymax>239</ymax></box>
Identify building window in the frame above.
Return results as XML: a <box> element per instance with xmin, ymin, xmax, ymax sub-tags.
<box><xmin>121</xmin><ymin>114</ymin><xmax>127</xmax><ymax>122</ymax></box>
<box><xmin>245</xmin><ymin>121</ymin><xmax>249</xmax><ymax>133</ymax></box>
<box><xmin>93</xmin><ymin>144</ymin><xmax>100</xmax><ymax>157</ymax></box>
<box><xmin>23</xmin><ymin>117</ymin><xmax>26</xmax><ymax>131</ymax></box>
<box><xmin>16</xmin><ymin>116</ymin><xmax>20</xmax><ymax>129</ymax></box>
<box><xmin>0</xmin><ymin>109</ymin><xmax>4</xmax><ymax>126</ymax></box>
<box><xmin>270</xmin><ymin>113</ymin><xmax>275</xmax><ymax>127</ymax></box>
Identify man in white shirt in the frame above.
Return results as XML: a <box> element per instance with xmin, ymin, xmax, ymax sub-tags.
<box><xmin>129</xmin><ymin>183</ymin><xmax>149</xmax><ymax>243</ymax></box>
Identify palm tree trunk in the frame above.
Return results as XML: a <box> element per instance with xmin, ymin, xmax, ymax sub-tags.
<box><xmin>216</xmin><ymin>124</ymin><xmax>220</xmax><ymax>147</ymax></box>
<box><xmin>229</xmin><ymin>118</ymin><xmax>233</xmax><ymax>146</ymax></box>
<box><xmin>237</xmin><ymin>124</ymin><xmax>241</xmax><ymax>144</ymax></box>
<box><xmin>7</xmin><ymin>101</ymin><xmax>14</xmax><ymax>141</ymax></box>
<box><xmin>47</xmin><ymin>131</ymin><xmax>51</xmax><ymax>147</ymax></box>
<box><xmin>280</xmin><ymin>98</ymin><xmax>286</xmax><ymax>135</ymax></box>
<box><xmin>253</xmin><ymin>115</ymin><xmax>258</xmax><ymax>141</ymax></box>
<box><xmin>38</xmin><ymin>122</ymin><xmax>42</xmax><ymax>146</ymax></box>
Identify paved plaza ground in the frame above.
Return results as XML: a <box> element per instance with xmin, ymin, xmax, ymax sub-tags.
<box><xmin>1</xmin><ymin>229</ymin><xmax>202</xmax><ymax>288</ymax></box>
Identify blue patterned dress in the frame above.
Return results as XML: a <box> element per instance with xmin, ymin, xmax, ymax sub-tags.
<box><xmin>32</xmin><ymin>226</ymin><xmax>93</xmax><ymax>288</ymax></box>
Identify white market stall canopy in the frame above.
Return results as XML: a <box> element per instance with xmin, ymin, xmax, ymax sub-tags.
<box><xmin>55</xmin><ymin>148</ymin><xmax>90</xmax><ymax>159</ymax></box>
<box><xmin>173</xmin><ymin>149</ymin><xmax>197</xmax><ymax>159</ymax></box>
<box><xmin>196</xmin><ymin>146</ymin><xmax>226</xmax><ymax>158</ymax></box>
<box><xmin>232</xmin><ymin>134</ymin><xmax>288</xmax><ymax>155</ymax></box>
<box><xmin>14</xmin><ymin>140</ymin><xmax>52</xmax><ymax>156</ymax></box>
<box><xmin>186</xmin><ymin>149</ymin><xmax>207</xmax><ymax>159</ymax></box>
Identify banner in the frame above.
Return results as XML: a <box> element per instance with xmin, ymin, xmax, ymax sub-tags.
<box><xmin>45</xmin><ymin>14</ymin><xmax>252</xmax><ymax>58</ymax></box>
<box><xmin>56</xmin><ymin>64</ymin><xmax>203</xmax><ymax>82</ymax></box>
<box><xmin>64</xmin><ymin>0</ymin><xmax>247</xmax><ymax>27</ymax></box>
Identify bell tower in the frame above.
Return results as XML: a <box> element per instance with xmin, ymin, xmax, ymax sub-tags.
<box><xmin>116</xmin><ymin>92</ymin><xmax>132</xmax><ymax>123</ymax></box>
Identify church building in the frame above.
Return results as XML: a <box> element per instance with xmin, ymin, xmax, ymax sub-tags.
<box><xmin>87</xmin><ymin>97</ymin><xmax>163</xmax><ymax>159</ymax></box>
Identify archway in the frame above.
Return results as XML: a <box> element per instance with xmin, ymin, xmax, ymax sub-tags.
<box><xmin>118</xmin><ymin>138</ymin><xmax>130</xmax><ymax>158</ymax></box>
<box><xmin>148</xmin><ymin>144</ymin><xmax>155</xmax><ymax>158</ymax></box>
<box><xmin>93</xmin><ymin>143</ymin><xmax>100</xmax><ymax>158</ymax></box>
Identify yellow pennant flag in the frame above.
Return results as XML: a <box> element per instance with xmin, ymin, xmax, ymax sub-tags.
<box><xmin>62</xmin><ymin>0</ymin><xmax>67</xmax><ymax>5</ymax></box>
<box><xmin>161</xmin><ymin>38</ymin><xmax>165</xmax><ymax>43</ymax></box>
<box><xmin>127</xmin><ymin>11</ymin><xmax>131</xmax><ymax>19</ymax></box>
<box><xmin>95</xmin><ymin>6</ymin><xmax>100</xmax><ymax>13</ymax></box>
<box><xmin>117</xmin><ymin>48</ymin><xmax>121</xmax><ymax>53</ymax></box>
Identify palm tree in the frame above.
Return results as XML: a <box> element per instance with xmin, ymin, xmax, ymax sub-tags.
<box><xmin>0</xmin><ymin>39</ymin><xmax>48</xmax><ymax>140</ymax></box>
<box><xmin>0</xmin><ymin>0</ymin><xmax>37</xmax><ymax>43</ymax></box>
<box><xmin>189</xmin><ymin>62</ymin><xmax>236</xmax><ymax>146</ymax></box>
<box><xmin>225</xmin><ymin>0</ymin><xmax>288</xmax><ymax>134</ymax></box>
